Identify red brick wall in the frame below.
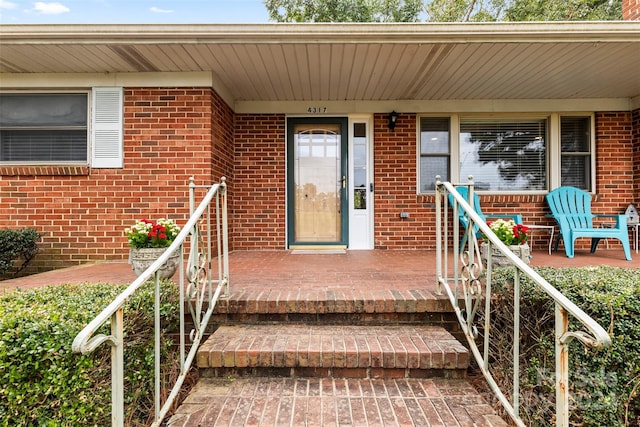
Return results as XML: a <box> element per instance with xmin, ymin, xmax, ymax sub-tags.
<box><xmin>232</xmin><ymin>114</ymin><xmax>286</xmax><ymax>249</ymax></box>
<box><xmin>209</xmin><ymin>90</ymin><xmax>236</xmax><ymax>248</ymax></box>
<box><xmin>633</xmin><ymin>109</ymin><xmax>640</xmax><ymax>203</ymax></box>
<box><xmin>595</xmin><ymin>112</ymin><xmax>635</xmax><ymax>208</ymax></box>
<box><xmin>0</xmin><ymin>87</ymin><xmax>235</xmax><ymax>273</ymax></box>
<box><xmin>623</xmin><ymin>0</ymin><xmax>640</xmax><ymax>20</ymax></box>
<box><xmin>211</xmin><ymin>91</ymin><xmax>235</xmax><ymax>183</ymax></box>
<box><xmin>373</xmin><ymin>113</ymin><xmax>432</xmax><ymax>249</ymax></box>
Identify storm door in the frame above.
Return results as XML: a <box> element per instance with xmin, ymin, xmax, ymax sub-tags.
<box><xmin>287</xmin><ymin>117</ymin><xmax>348</xmax><ymax>247</ymax></box>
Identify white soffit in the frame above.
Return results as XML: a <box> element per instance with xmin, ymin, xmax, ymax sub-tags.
<box><xmin>1</xmin><ymin>22</ymin><xmax>639</xmax><ymax>110</ymax></box>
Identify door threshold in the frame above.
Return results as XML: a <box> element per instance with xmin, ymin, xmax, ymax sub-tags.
<box><xmin>289</xmin><ymin>245</ymin><xmax>347</xmax><ymax>254</ymax></box>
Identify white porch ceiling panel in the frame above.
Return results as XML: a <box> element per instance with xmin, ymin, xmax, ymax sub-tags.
<box><xmin>1</xmin><ymin>23</ymin><xmax>639</xmax><ymax>103</ymax></box>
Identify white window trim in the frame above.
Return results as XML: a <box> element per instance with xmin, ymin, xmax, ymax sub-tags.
<box><xmin>552</xmin><ymin>112</ymin><xmax>596</xmax><ymax>192</ymax></box>
<box><xmin>418</xmin><ymin>112</ymin><xmax>596</xmax><ymax>195</ymax></box>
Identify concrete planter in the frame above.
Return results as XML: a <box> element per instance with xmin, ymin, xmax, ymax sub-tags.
<box><xmin>129</xmin><ymin>247</ymin><xmax>180</xmax><ymax>279</ymax></box>
<box><xmin>481</xmin><ymin>242</ymin><xmax>530</xmax><ymax>267</ymax></box>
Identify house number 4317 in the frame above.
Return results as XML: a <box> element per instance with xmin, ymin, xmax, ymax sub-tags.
<box><xmin>307</xmin><ymin>106</ymin><xmax>327</xmax><ymax>114</ymax></box>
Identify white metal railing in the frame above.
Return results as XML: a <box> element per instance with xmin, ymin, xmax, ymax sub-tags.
<box><xmin>435</xmin><ymin>176</ymin><xmax>611</xmax><ymax>427</ymax></box>
<box><xmin>72</xmin><ymin>177</ymin><xmax>229</xmax><ymax>427</ymax></box>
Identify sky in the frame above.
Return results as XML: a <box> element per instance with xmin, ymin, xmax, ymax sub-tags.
<box><xmin>0</xmin><ymin>0</ymin><xmax>272</xmax><ymax>24</ymax></box>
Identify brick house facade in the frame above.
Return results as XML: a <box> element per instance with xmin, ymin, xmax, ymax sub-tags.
<box><xmin>1</xmin><ymin>22</ymin><xmax>639</xmax><ymax>273</ymax></box>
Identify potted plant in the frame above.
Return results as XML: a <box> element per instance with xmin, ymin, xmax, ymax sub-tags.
<box><xmin>481</xmin><ymin>219</ymin><xmax>530</xmax><ymax>267</ymax></box>
<box><xmin>125</xmin><ymin>218</ymin><xmax>181</xmax><ymax>279</ymax></box>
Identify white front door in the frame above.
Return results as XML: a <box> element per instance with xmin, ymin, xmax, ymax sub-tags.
<box><xmin>348</xmin><ymin>116</ymin><xmax>374</xmax><ymax>249</ymax></box>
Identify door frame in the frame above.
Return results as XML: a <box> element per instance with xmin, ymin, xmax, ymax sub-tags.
<box><xmin>286</xmin><ymin>117</ymin><xmax>349</xmax><ymax>248</ymax></box>
<box><xmin>348</xmin><ymin>115</ymin><xmax>375</xmax><ymax>249</ymax></box>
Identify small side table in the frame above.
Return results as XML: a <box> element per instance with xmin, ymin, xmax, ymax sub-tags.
<box><xmin>631</xmin><ymin>223</ymin><xmax>639</xmax><ymax>254</ymax></box>
<box><xmin>526</xmin><ymin>224</ymin><xmax>555</xmax><ymax>255</ymax></box>
<box><xmin>601</xmin><ymin>223</ymin><xmax>639</xmax><ymax>254</ymax></box>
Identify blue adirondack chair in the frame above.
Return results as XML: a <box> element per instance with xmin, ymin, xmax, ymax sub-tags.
<box><xmin>448</xmin><ymin>186</ymin><xmax>523</xmax><ymax>251</ymax></box>
<box><xmin>546</xmin><ymin>186</ymin><xmax>631</xmax><ymax>260</ymax></box>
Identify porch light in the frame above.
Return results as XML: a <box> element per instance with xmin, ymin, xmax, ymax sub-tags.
<box><xmin>388</xmin><ymin>111</ymin><xmax>399</xmax><ymax>130</ymax></box>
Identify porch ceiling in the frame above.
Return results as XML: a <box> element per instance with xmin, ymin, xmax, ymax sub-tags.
<box><xmin>1</xmin><ymin>22</ymin><xmax>640</xmax><ymax>106</ymax></box>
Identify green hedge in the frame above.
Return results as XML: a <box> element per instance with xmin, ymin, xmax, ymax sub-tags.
<box><xmin>485</xmin><ymin>266</ymin><xmax>640</xmax><ymax>427</ymax></box>
<box><xmin>0</xmin><ymin>228</ymin><xmax>41</xmax><ymax>277</ymax></box>
<box><xmin>0</xmin><ymin>281</ymin><xmax>180</xmax><ymax>426</ymax></box>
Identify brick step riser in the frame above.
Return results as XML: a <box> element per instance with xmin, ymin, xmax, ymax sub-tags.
<box><xmin>208</xmin><ymin>293</ymin><xmax>456</xmax><ymax>317</ymax></box>
<box><xmin>209</xmin><ymin>312</ymin><xmax>461</xmax><ymax>328</ymax></box>
<box><xmin>201</xmin><ymin>366</ymin><xmax>468</xmax><ymax>380</ymax></box>
<box><xmin>197</xmin><ymin>325</ymin><xmax>470</xmax><ymax>383</ymax></box>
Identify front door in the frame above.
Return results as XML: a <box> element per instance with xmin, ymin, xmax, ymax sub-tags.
<box><xmin>287</xmin><ymin>117</ymin><xmax>348</xmax><ymax>247</ymax></box>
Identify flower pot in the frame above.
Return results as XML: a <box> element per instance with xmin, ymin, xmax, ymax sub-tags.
<box><xmin>480</xmin><ymin>242</ymin><xmax>530</xmax><ymax>267</ymax></box>
<box><xmin>129</xmin><ymin>247</ymin><xmax>180</xmax><ymax>279</ymax></box>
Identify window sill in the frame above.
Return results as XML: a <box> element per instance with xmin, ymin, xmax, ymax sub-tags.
<box><xmin>0</xmin><ymin>165</ymin><xmax>89</xmax><ymax>176</ymax></box>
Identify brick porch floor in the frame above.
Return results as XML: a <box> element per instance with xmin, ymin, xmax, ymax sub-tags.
<box><xmin>2</xmin><ymin>248</ymin><xmax>637</xmax><ymax>426</ymax></box>
<box><xmin>2</xmin><ymin>247</ymin><xmax>638</xmax><ymax>292</ymax></box>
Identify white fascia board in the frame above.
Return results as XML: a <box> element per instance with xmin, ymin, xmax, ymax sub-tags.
<box><xmin>235</xmin><ymin>98</ymin><xmax>633</xmax><ymax>115</ymax></box>
<box><xmin>2</xmin><ymin>22</ymin><xmax>640</xmax><ymax>43</ymax></box>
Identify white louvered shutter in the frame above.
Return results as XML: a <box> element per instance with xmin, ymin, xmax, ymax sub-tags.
<box><xmin>91</xmin><ymin>87</ymin><xmax>123</xmax><ymax>168</ymax></box>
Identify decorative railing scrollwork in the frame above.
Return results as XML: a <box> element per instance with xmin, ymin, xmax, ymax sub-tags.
<box><xmin>435</xmin><ymin>176</ymin><xmax>610</xmax><ymax>427</ymax></box>
<box><xmin>72</xmin><ymin>177</ymin><xmax>229</xmax><ymax>427</ymax></box>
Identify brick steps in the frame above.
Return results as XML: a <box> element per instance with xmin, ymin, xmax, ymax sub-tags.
<box><xmin>167</xmin><ymin>377</ymin><xmax>509</xmax><ymax>427</ymax></box>
<box><xmin>197</xmin><ymin>324</ymin><xmax>469</xmax><ymax>379</ymax></box>
<box><xmin>212</xmin><ymin>288</ymin><xmax>453</xmax><ymax>315</ymax></box>
<box><xmin>209</xmin><ymin>288</ymin><xmax>461</xmax><ymax>330</ymax></box>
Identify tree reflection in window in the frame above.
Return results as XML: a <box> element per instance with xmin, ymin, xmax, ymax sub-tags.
<box><xmin>460</xmin><ymin>118</ymin><xmax>547</xmax><ymax>191</ymax></box>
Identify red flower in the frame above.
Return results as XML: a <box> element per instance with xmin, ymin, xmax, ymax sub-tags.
<box><xmin>512</xmin><ymin>224</ymin><xmax>530</xmax><ymax>244</ymax></box>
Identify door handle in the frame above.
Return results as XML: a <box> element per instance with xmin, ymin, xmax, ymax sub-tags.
<box><xmin>370</xmin><ymin>183</ymin><xmax>374</xmax><ymax>192</ymax></box>
<box><xmin>342</xmin><ymin>176</ymin><xmax>346</xmax><ymax>189</ymax></box>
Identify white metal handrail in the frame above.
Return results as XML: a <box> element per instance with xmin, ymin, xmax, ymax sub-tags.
<box><xmin>435</xmin><ymin>176</ymin><xmax>611</xmax><ymax>427</ymax></box>
<box><xmin>72</xmin><ymin>177</ymin><xmax>229</xmax><ymax>427</ymax></box>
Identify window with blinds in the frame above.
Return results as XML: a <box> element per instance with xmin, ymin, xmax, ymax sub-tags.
<box><xmin>0</xmin><ymin>93</ymin><xmax>88</xmax><ymax>163</ymax></box>
<box><xmin>459</xmin><ymin>118</ymin><xmax>547</xmax><ymax>191</ymax></box>
<box><xmin>560</xmin><ymin>116</ymin><xmax>591</xmax><ymax>191</ymax></box>
<box><xmin>419</xmin><ymin>117</ymin><xmax>450</xmax><ymax>192</ymax></box>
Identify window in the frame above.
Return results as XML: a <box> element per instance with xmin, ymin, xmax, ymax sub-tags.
<box><xmin>560</xmin><ymin>116</ymin><xmax>592</xmax><ymax>191</ymax></box>
<box><xmin>0</xmin><ymin>88</ymin><xmax>123</xmax><ymax>169</ymax></box>
<box><xmin>0</xmin><ymin>94</ymin><xmax>88</xmax><ymax>163</ymax></box>
<box><xmin>419</xmin><ymin>117</ymin><xmax>450</xmax><ymax>191</ymax></box>
<box><xmin>459</xmin><ymin>118</ymin><xmax>547</xmax><ymax>191</ymax></box>
<box><xmin>419</xmin><ymin>113</ymin><xmax>595</xmax><ymax>193</ymax></box>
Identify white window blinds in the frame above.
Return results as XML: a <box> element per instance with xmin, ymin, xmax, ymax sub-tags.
<box><xmin>459</xmin><ymin>118</ymin><xmax>547</xmax><ymax>191</ymax></box>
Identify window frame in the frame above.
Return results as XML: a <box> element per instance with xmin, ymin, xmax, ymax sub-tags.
<box><xmin>0</xmin><ymin>91</ymin><xmax>90</xmax><ymax>165</ymax></box>
<box><xmin>417</xmin><ymin>112</ymin><xmax>596</xmax><ymax>194</ymax></box>
<box><xmin>417</xmin><ymin>116</ymin><xmax>453</xmax><ymax>192</ymax></box>
<box><xmin>557</xmin><ymin>113</ymin><xmax>595</xmax><ymax>192</ymax></box>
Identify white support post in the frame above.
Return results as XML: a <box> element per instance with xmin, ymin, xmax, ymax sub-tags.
<box><xmin>556</xmin><ymin>304</ymin><xmax>570</xmax><ymax>426</ymax></box>
<box><xmin>111</xmin><ymin>309</ymin><xmax>124</xmax><ymax>427</ymax></box>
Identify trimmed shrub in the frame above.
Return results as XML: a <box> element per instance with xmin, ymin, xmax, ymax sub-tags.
<box><xmin>0</xmin><ymin>228</ymin><xmax>41</xmax><ymax>277</ymax></box>
<box><xmin>482</xmin><ymin>266</ymin><xmax>640</xmax><ymax>426</ymax></box>
<box><xmin>0</xmin><ymin>281</ymin><xmax>180</xmax><ymax>426</ymax></box>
